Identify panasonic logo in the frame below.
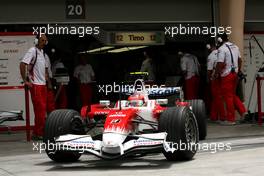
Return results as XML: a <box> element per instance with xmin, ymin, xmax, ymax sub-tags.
<box><xmin>109</xmin><ymin>114</ymin><xmax>126</xmax><ymax>117</ymax></box>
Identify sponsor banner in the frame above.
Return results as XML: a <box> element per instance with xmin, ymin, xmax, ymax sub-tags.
<box><xmin>0</xmin><ymin>34</ymin><xmax>35</xmax><ymax>127</ymax></box>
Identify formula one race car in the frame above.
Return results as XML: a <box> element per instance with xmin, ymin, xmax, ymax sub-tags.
<box><xmin>43</xmin><ymin>79</ymin><xmax>207</xmax><ymax>162</ymax></box>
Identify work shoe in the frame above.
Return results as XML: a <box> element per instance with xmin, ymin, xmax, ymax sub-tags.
<box><xmin>219</xmin><ymin>120</ymin><xmax>226</xmax><ymax>125</ymax></box>
<box><xmin>220</xmin><ymin>121</ymin><xmax>236</xmax><ymax>126</ymax></box>
<box><xmin>236</xmin><ymin>118</ymin><xmax>247</xmax><ymax>124</ymax></box>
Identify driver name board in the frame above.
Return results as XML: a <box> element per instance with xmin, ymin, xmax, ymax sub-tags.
<box><xmin>109</xmin><ymin>32</ymin><xmax>164</xmax><ymax>45</ymax></box>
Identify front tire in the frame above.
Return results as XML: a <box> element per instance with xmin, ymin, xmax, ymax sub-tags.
<box><xmin>186</xmin><ymin>100</ymin><xmax>207</xmax><ymax>140</ymax></box>
<box><xmin>158</xmin><ymin>106</ymin><xmax>199</xmax><ymax>161</ymax></box>
<box><xmin>43</xmin><ymin>109</ymin><xmax>85</xmax><ymax>162</ymax></box>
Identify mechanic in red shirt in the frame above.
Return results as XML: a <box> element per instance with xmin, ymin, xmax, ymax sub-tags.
<box><xmin>206</xmin><ymin>40</ymin><xmax>225</xmax><ymax>122</ymax></box>
<box><xmin>215</xmin><ymin>33</ymin><xmax>246</xmax><ymax>125</ymax></box>
<box><xmin>74</xmin><ymin>54</ymin><xmax>95</xmax><ymax>108</ymax></box>
<box><xmin>20</xmin><ymin>34</ymin><xmax>49</xmax><ymax>139</ymax></box>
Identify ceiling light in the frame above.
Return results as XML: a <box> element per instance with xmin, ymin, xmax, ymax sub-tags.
<box><xmin>78</xmin><ymin>46</ymin><xmax>114</xmax><ymax>54</ymax></box>
<box><xmin>87</xmin><ymin>46</ymin><xmax>114</xmax><ymax>53</ymax></box>
<box><xmin>108</xmin><ymin>46</ymin><xmax>148</xmax><ymax>53</ymax></box>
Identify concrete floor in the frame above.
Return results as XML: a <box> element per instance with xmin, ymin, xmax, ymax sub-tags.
<box><xmin>1</xmin><ymin>122</ymin><xmax>264</xmax><ymax>176</ymax></box>
<box><xmin>207</xmin><ymin>122</ymin><xmax>264</xmax><ymax>139</ymax></box>
<box><xmin>1</xmin><ymin>121</ymin><xmax>264</xmax><ymax>142</ymax></box>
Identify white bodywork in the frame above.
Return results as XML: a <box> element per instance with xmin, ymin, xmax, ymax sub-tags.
<box><xmin>55</xmin><ymin>132</ymin><xmax>167</xmax><ymax>159</ymax></box>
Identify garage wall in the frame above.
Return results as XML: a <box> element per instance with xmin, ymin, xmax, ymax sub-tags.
<box><xmin>245</xmin><ymin>0</ymin><xmax>264</xmax><ymax>22</ymax></box>
<box><xmin>85</xmin><ymin>0</ymin><xmax>212</xmax><ymax>22</ymax></box>
<box><xmin>0</xmin><ymin>0</ymin><xmax>212</xmax><ymax>23</ymax></box>
<box><xmin>0</xmin><ymin>0</ymin><xmax>263</xmax><ymax>27</ymax></box>
<box><xmin>245</xmin><ymin>0</ymin><xmax>264</xmax><ymax>31</ymax></box>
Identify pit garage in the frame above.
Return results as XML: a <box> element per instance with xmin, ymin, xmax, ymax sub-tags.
<box><xmin>1</xmin><ymin>0</ymin><xmax>264</xmax><ymax>175</ymax></box>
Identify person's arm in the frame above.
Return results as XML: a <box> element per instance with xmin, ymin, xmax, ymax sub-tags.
<box><xmin>207</xmin><ymin>70</ymin><xmax>213</xmax><ymax>80</ymax></box>
<box><xmin>237</xmin><ymin>46</ymin><xmax>242</xmax><ymax>73</ymax></box>
<box><xmin>20</xmin><ymin>48</ymin><xmax>35</xmax><ymax>88</ymax></box>
<box><xmin>215</xmin><ymin>62</ymin><xmax>225</xmax><ymax>75</ymax></box>
<box><xmin>90</xmin><ymin>66</ymin><xmax>95</xmax><ymax>81</ymax></box>
<box><xmin>197</xmin><ymin>58</ymin><xmax>201</xmax><ymax>72</ymax></box>
<box><xmin>215</xmin><ymin>47</ymin><xmax>226</xmax><ymax>76</ymax></box>
<box><xmin>20</xmin><ymin>62</ymin><xmax>32</xmax><ymax>88</ymax></box>
<box><xmin>45</xmin><ymin>68</ymin><xmax>53</xmax><ymax>89</ymax></box>
<box><xmin>207</xmin><ymin>56</ymin><xmax>213</xmax><ymax>80</ymax></box>
<box><xmin>140</xmin><ymin>59</ymin><xmax>147</xmax><ymax>72</ymax></box>
<box><xmin>238</xmin><ymin>57</ymin><xmax>242</xmax><ymax>72</ymax></box>
<box><xmin>20</xmin><ymin>62</ymin><xmax>27</xmax><ymax>82</ymax></box>
<box><xmin>180</xmin><ymin>57</ymin><xmax>187</xmax><ymax>77</ymax></box>
<box><xmin>73</xmin><ymin>66</ymin><xmax>81</xmax><ymax>84</ymax></box>
<box><xmin>45</xmin><ymin>56</ymin><xmax>52</xmax><ymax>89</ymax></box>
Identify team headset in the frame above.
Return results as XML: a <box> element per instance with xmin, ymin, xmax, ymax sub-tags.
<box><xmin>34</xmin><ymin>34</ymin><xmax>48</xmax><ymax>46</ymax></box>
<box><xmin>206</xmin><ymin>41</ymin><xmax>217</xmax><ymax>50</ymax></box>
<box><xmin>206</xmin><ymin>44</ymin><xmax>211</xmax><ymax>50</ymax></box>
<box><xmin>217</xmin><ymin>37</ymin><xmax>224</xmax><ymax>44</ymax></box>
<box><xmin>206</xmin><ymin>36</ymin><xmax>226</xmax><ymax>49</ymax></box>
<box><xmin>217</xmin><ymin>34</ymin><xmax>229</xmax><ymax>46</ymax></box>
<box><xmin>206</xmin><ymin>36</ymin><xmax>223</xmax><ymax>50</ymax></box>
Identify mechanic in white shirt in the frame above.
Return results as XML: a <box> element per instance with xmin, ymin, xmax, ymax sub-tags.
<box><xmin>206</xmin><ymin>40</ymin><xmax>225</xmax><ymax>122</ymax></box>
<box><xmin>20</xmin><ymin>34</ymin><xmax>48</xmax><ymax>139</ymax></box>
<box><xmin>140</xmin><ymin>50</ymin><xmax>155</xmax><ymax>81</ymax></box>
<box><xmin>74</xmin><ymin>55</ymin><xmax>95</xmax><ymax>107</ymax></box>
<box><xmin>179</xmin><ymin>51</ymin><xmax>200</xmax><ymax>100</ymax></box>
<box><xmin>215</xmin><ymin>33</ymin><xmax>246</xmax><ymax>125</ymax></box>
<box><xmin>52</xmin><ymin>60</ymin><xmax>65</xmax><ymax>76</ymax></box>
<box><xmin>51</xmin><ymin>54</ymin><xmax>68</xmax><ymax>109</ymax></box>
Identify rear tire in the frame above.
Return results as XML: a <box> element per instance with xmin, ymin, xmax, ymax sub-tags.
<box><xmin>43</xmin><ymin>109</ymin><xmax>85</xmax><ymax>162</ymax></box>
<box><xmin>186</xmin><ymin>100</ymin><xmax>207</xmax><ymax>140</ymax></box>
<box><xmin>158</xmin><ymin>106</ymin><xmax>199</xmax><ymax>161</ymax></box>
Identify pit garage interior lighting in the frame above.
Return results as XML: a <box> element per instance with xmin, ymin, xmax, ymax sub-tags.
<box><xmin>107</xmin><ymin>46</ymin><xmax>148</xmax><ymax>53</ymax></box>
<box><xmin>79</xmin><ymin>46</ymin><xmax>114</xmax><ymax>54</ymax></box>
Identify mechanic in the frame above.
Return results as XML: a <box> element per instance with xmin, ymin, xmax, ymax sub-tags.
<box><xmin>215</xmin><ymin>33</ymin><xmax>246</xmax><ymax>125</ymax></box>
<box><xmin>206</xmin><ymin>40</ymin><xmax>226</xmax><ymax>122</ymax></box>
<box><xmin>74</xmin><ymin>54</ymin><xmax>95</xmax><ymax>107</ymax></box>
<box><xmin>140</xmin><ymin>50</ymin><xmax>156</xmax><ymax>81</ymax></box>
<box><xmin>19</xmin><ymin>34</ymin><xmax>49</xmax><ymax>140</ymax></box>
<box><xmin>51</xmin><ymin>49</ymin><xmax>68</xmax><ymax>109</ymax></box>
<box><xmin>179</xmin><ymin>51</ymin><xmax>200</xmax><ymax>100</ymax></box>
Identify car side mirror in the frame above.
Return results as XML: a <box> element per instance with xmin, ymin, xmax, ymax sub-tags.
<box><xmin>156</xmin><ymin>99</ymin><xmax>168</xmax><ymax>105</ymax></box>
<box><xmin>99</xmin><ymin>100</ymin><xmax>110</xmax><ymax>107</ymax></box>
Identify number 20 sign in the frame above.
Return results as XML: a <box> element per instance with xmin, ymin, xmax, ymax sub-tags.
<box><xmin>66</xmin><ymin>0</ymin><xmax>85</xmax><ymax>19</ymax></box>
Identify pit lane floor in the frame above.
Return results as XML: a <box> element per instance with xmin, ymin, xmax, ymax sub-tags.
<box><xmin>1</xmin><ymin>123</ymin><xmax>264</xmax><ymax>176</ymax></box>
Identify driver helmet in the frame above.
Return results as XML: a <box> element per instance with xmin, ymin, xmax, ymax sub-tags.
<box><xmin>128</xmin><ymin>94</ymin><xmax>145</xmax><ymax>107</ymax></box>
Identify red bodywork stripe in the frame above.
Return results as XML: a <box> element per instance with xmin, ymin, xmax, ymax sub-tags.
<box><xmin>104</xmin><ymin>109</ymin><xmax>137</xmax><ymax>133</ymax></box>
